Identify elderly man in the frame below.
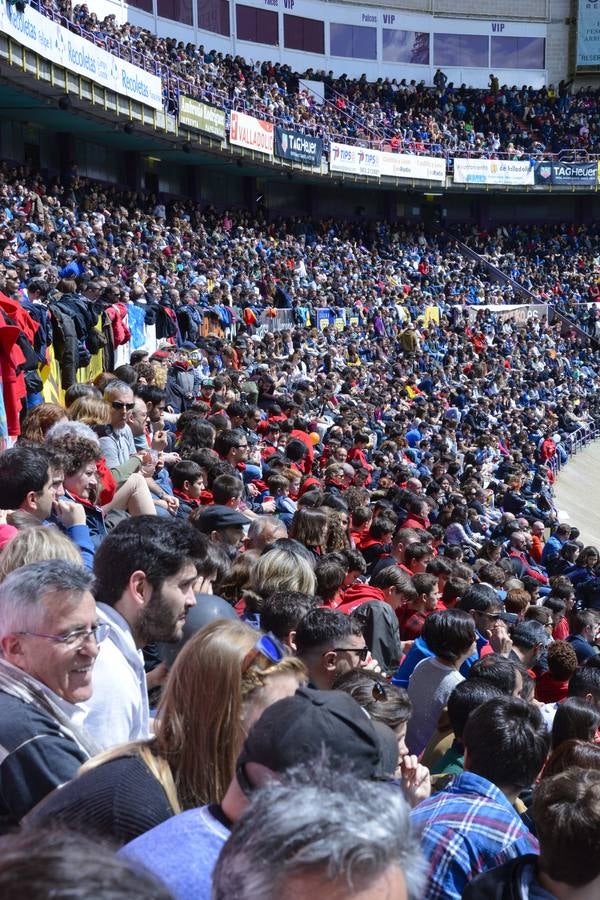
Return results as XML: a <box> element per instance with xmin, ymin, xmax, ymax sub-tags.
<box><xmin>0</xmin><ymin>560</ymin><xmax>107</xmax><ymax>826</ymax></box>
<box><xmin>99</xmin><ymin>380</ymin><xmax>141</xmax><ymax>480</ymax></box>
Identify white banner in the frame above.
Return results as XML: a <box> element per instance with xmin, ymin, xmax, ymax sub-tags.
<box><xmin>453</xmin><ymin>158</ymin><xmax>535</xmax><ymax>186</ymax></box>
<box><xmin>0</xmin><ymin>3</ymin><xmax>163</xmax><ymax>110</ymax></box>
<box><xmin>229</xmin><ymin>110</ymin><xmax>274</xmax><ymax>155</ymax></box>
<box><xmin>329</xmin><ymin>143</ymin><xmax>381</xmax><ymax>178</ymax></box>
<box><xmin>380</xmin><ymin>152</ymin><xmax>446</xmax><ymax>183</ymax></box>
<box><xmin>577</xmin><ymin>0</ymin><xmax>600</xmax><ymax>67</ymax></box>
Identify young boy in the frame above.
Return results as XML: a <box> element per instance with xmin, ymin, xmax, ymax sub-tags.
<box><xmin>170</xmin><ymin>460</ymin><xmax>205</xmax><ymax>520</ymax></box>
<box><xmin>266</xmin><ymin>472</ymin><xmax>297</xmax><ymax>529</ymax></box>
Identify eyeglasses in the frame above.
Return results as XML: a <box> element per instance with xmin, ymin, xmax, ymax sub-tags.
<box><xmin>233</xmin><ymin>444</ymin><xmax>249</xmax><ymax>450</ymax></box>
<box><xmin>112</xmin><ymin>401</ymin><xmax>135</xmax><ymax>411</ymax></box>
<box><xmin>241</xmin><ymin>632</ymin><xmax>286</xmax><ymax>674</ymax></box>
<box><xmin>17</xmin><ymin>623</ymin><xmax>111</xmax><ymax>650</ymax></box>
<box><xmin>332</xmin><ymin>646</ymin><xmax>369</xmax><ymax>661</ymax></box>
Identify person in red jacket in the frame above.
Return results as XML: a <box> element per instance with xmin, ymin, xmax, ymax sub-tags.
<box><xmin>535</xmin><ymin>641</ymin><xmax>578</xmax><ymax>704</ymax></box>
<box><xmin>332</xmin><ymin>566</ymin><xmax>413</xmax><ymax>617</ymax></box>
<box><xmin>347</xmin><ymin>433</ymin><xmax>372</xmax><ymax>483</ymax></box>
<box><xmin>396</xmin><ymin>572</ymin><xmax>440</xmax><ymax>641</ymax></box>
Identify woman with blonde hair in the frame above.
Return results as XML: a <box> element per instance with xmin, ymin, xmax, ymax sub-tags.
<box><xmin>68</xmin><ymin>396</ymin><xmax>111</xmax><ymax>427</ymax></box>
<box><xmin>24</xmin><ymin>619</ymin><xmax>306</xmax><ymax>845</ymax></box>
<box><xmin>0</xmin><ymin>526</ymin><xmax>82</xmax><ymax>582</ymax></box>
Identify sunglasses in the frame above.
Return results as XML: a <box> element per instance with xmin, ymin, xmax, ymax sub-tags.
<box><xmin>332</xmin><ymin>646</ymin><xmax>369</xmax><ymax>661</ymax></box>
<box><xmin>241</xmin><ymin>632</ymin><xmax>286</xmax><ymax>674</ymax></box>
<box><xmin>112</xmin><ymin>401</ymin><xmax>135</xmax><ymax>411</ymax></box>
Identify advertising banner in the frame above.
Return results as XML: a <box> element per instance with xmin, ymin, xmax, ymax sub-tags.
<box><xmin>229</xmin><ymin>111</ymin><xmax>273</xmax><ymax>155</ymax></box>
<box><xmin>380</xmin><ymin>152</ymin><xmax>446</xmax><ymax>183</ymax></box>
<box><xmin>453</xmin><ymin>158</ymin><xmax>535</xmax><ymax>186</ymax></box>
<box><xmin>535</xmin><ymin>161</ymin><xmax>598</xmax><ymax>185</ymax></box>
<box><xmin>274</xmin><ymin>126</ymin><xmax>323</xmax><ymax>166</ymax></box>
<box><xmin>179</xmin><ymin>96</ymin><xmax>226</xmax><ymax>139</ymax></box>
<box><xmin>0</xmin><ymin>2</ymin><xmax>163</xmax><ymax>109</ymax></box>
<box><xmin>329</xmin><ymin>143</ymin><xmax>381</xmax><ymax>178</ymax></box>
<box><xmin>577</xmin><ymin>0</ymin><xmax>600</xmax><ymax>68</ymax></box>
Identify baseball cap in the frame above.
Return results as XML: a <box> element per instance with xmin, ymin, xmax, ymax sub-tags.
<box><xmin>237</xmin><ymin>686</ymin><xmax>390</xmax><ymax>779</ymax></box>
<box><xmin>192</xmin><ymin>504</ymin><xmax>249</xmax><ymax>533</ymax></box>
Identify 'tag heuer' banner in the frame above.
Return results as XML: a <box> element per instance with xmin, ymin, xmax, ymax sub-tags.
<box><xmin>535</xmin><ymin>161</ymin><xmax>599</xmax><ymax>186</ymax></box>
<box><xmin>380</xmin><ymin>152</ymin><xmax>446</xmax><ymax>183</ymax></box>
<box><xmin>274</xmin><ymin>126</ymin><xmax>323</xmax><ymax>167</ymax></box>
<box><xmin>453</xmin><ymin>158</ymin><xmax>535</xmax><ymax>186</ymax></box>
<box><xmin>229</xmin><ymin>111</ymin><xmax>274</xmax><ymax>155</ymax></box>
<box><xmin>0</xmin><ymin>2</ymin><xmax>163</xmax><ymax>110</ymax></box>
<box><xmin>329</xmin><ymin>143</ymin><xmax>380</xmax><ymax>178</ymax></box>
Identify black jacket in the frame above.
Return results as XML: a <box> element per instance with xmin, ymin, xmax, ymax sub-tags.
<box><xmin>462</xmin><ymin>855</ymin><xmax>542</xmax><ymax>900</ymax></box>
<box><xmin>0</xmin><ymin>691</ymin><xmax>89</xmax><ymax>831</ymax></box>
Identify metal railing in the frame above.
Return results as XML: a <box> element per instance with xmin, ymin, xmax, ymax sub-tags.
<box><xmin>25</xmin><ymin>1</ymin><xmax>600</xmax><ymax>167</ymax></box>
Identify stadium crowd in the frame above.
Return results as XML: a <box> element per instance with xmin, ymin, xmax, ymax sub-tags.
<box><xmin>1</xmin><ymin>144</ymin><xmax>600</xmax><ymax>896</ymax></box>
<box><xmin>33</xmin><ymin>0</ymin><xmax>600</xmax><ymax>156</ymax></box>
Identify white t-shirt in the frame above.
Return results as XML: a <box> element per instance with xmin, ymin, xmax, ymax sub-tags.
<box><xmin>406</xmin><ymin>657</ymin><xmax>464</xmax><ymax>755</ymax></box>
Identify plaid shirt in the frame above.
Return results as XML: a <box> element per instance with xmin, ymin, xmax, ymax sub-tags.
<box><xmin>410</xmin><ymin>771</ymin><xmax>539</xmax><ymax>900</ymax></box>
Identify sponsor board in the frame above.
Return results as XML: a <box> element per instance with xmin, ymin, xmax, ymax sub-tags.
<box><xmin>453</xmin><ymin>158</ymin><xmax>535</xmax><ymax>185</ymax></box>
<box><xmin>274</xmin><ymin>126</ymin><xmax>322</xmax><ymax>166</ymax></box>
<box><xmin>179</xmin><ymin>95</ymin><xmax>226</xmax><ymax>139</ymax></box>
<box><xmin>0</xmin><ymin>2</ymin><xmax>163</xmax><ymax>109</ymax></box>
<box><xmin>380</xmin><ymin>152</ymin><xmax>446</xmax><ymax>183</ymax></box>
<box><xmin>535</xmin><ymin>161</ymin><xmax>598</xmax><ymax>185</ymax></box>
<box><xmin>229</xmin><ymin>110</ymin><xmax>274</xmax><ymax>155</ymax></box>
<box><xmin>329</xmin><ymin>143</ymin><xmax>380</xmax><ymax>178</ymax></box>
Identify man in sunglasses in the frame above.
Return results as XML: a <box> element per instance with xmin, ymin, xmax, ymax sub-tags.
<box><xmin>0</xmin><ymin>560</ymin><xmax>106</xmax><ymax>827</ymax></box>
<box><xmin>294</xmin><ymin>608</ymin><xmax>370</xmax><ymax>690</ymax></box>
<box><xmin>97</xmin><ymin>381</ymin><xmax>145</xmax><ymax>485</ymax></box>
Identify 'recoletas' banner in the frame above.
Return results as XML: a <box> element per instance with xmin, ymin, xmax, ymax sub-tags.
<box><xmin>274</xmin><ymin>127</ymin><xmax>323</xmax><ymax>166</ymax></box>
<box><xmin>0</xmin><ymin>2</ymin><xmax>163</xmax><ymax>109</ymax></box>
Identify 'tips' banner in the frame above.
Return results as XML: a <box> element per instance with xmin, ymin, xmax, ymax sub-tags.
<box><xmin>535</xmin><ymin>161</ymin><xmax>599</xmax><ymax>185</ymax></box>
<box><xmin>329</xmin><ymin>143</ymin><xmax>380</xmax><ymax>178</ymax></box>
<box><xmin>0</xmin><ymin>2</ymin><xmax>163</xmax><ymax>109</ymax></box>
<box><xmin>274</xmin><ymin>127</ymin><xmax>323</xmax><ymax>167</ymax></box>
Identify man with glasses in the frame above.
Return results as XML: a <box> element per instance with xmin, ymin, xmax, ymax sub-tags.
<box><xmin>0</xmin><ymin>560</ymin><xmax>107</xmax><ymax>826</ymax></box>
<box><xmin>99</xmin><ymin>380</ymin><xmax>141</xmax><ymax>479</ymax></box>
<box><xmin>294</xmin><ymin>608</ymin><xmax>369</xmax><ymax>690</ymax></box>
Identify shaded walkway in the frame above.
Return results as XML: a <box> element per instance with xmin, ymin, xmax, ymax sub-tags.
<box><xmin>554</xmin><ymin>439</ymin><xmax>600</xmax><ymax>547</ymax></box>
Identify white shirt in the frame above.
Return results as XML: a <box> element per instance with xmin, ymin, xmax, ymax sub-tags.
<box><xmin>40</xmin><ymin>684</ymin><xmax>89</xmax><ymax>734</ymax></box>
<box><xmin>82</xmin><ymin>603</ymin><xmax>149</xmax><ymax>751</ymax></box>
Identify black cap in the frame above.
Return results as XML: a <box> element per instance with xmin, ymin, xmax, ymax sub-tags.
<box><xmin>192</xmin><ymin>504</ymin><xmax>249</xmax><ymax>532</ymax></box>
<box><xmin>237</xmin><ymin>686</ymin><xmax>388</xmax><ymax>779</ymax></box>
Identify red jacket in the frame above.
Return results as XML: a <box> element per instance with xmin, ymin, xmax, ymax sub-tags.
<box><xmin>0</xmin><ymin>309</ymin><xmax>26</xmax><ymax>436</ymax></box>
<box><xmin>329</xmin><ymin>583</ymin><xmax>388</xmax><ymax>615</ymax></box>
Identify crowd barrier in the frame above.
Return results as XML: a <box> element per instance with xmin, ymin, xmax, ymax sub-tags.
<box><xmin>4</xmin><ymin>1</ymin><xmax>600</xmax><ymax>188</ymax></box>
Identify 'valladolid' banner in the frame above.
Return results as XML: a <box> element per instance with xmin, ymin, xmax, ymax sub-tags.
<box><xmin>535</xmin><ymin>161</ymin><xmax>598</xmax><ymax>186</ymax></box>
<box><xmin>453</xmin><ymin>158</ymin><xmax>535</xmax><ymax>186</ymax></box>
<box><xmin>230</xmin><ymin>111</ymin><xmax>274</xmax><ymax>155</ymax></box>
<box><xmin>274</xmin><ymin>126</ymin><xmax>323</xmax><ymax>166</ymax></box>
<box><xmin>0</xmin><ymin>2</ymin><xmax>163</xmax><ymax>109</ymax></box>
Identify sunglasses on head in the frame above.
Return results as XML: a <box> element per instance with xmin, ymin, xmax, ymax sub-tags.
<box><xmin>241</xmin><ymin>632</ymin><xmax>286</xmax><ymax>675</ymax></box>
<box><xmin>112</xmin><ymin>401</ymin><xmax>135</xmax><ymax>411</ymax></box>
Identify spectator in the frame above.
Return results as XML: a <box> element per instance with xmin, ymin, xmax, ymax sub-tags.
<box><xmin>411</xmin><ymin>697</ymin><xmax>549</xmax><ymax>900</ymax></box>
<box><xmin>0</xmin><ymin>561</ymin><xmax>104</xmax><ymax>825</ymax></box>
<box><xmin>295</xmin><ymin>608</ymin><xmax>369</xmax><ymax>689</ymax></box>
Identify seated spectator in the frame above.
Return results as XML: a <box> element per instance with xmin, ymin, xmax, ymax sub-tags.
<box><xmin>396</xmin><ymin>572</ymin><xmax>439</xmax><ymax>640</ymax></box>
<box><xmin>0</xmin><ymin>561</ymin><xmax>104</xmax><ymax>826</ymax></box>
<box><xmin>412</xmin><ymin>697</ymin><xmax>549</xmax><ymax>900</ymax></box>
<box><xmin>0</xmin><ymin>830</ymin><xmax>172</xmax><ymax>900</ymax></box>
<box><xmin>211</xmin><ymin>764</ymin><xmax>425</xmax><ymax>900</ymax></box>
<box><xmin>190</xmin><ymin>504</ymin><xmax>249</xmax><ymax>558</ymax></box>
<box><xmin>567</xmin><ymin>608</ymin><xmax>600</xmax><ymax>663</ymax></box>
<box><xmin>0</xmin><ymin>526</ymin><xmax>82</xmax><ymax>583</ymax></box>
<box><xmin>430</xmin><ymin>679</ymin><xmax>503</xmax><ymax>777</ymax></box>
<box><xmin>84</xmin><ymin>517</ymin><xmax>207</xmax><ymax>749</ymax></box>
<box><xmin>295</xmin><ymin>609</ymin><xmax>368</xmax><ymax>689</ymax></box>
<box><xmin>406</xmin><ymin>610</ymin><xmax>476</xmax><ymax>755</ymax></box>
<box><xmin>170</xmin><ymin>460</ymin><xmax>205</xmax><ymax>519</ymax></box>
<box><xmin>550</xmin><ymin>696</ymin><xmax>600</xmax><ymax>750</ymax></box>
<box><xmin>463</xmin><ymin>769</ymin><xmax>600</xmax><ymax>899</ymax></box>
<box><xmin>119</xmin><ymin>687</ymin><xmax>397</xmax><ymax>898</ymax></box>
<box><xmin>24</xmin><ymin>621</ymin><xmax>305</xmax><ymax>845</ymax></box>
<box><xmin>468</xmin><ymin>654</ymin><xmax>524</xmax><ymax>697</ymax></box>
<box><xmin>542</xmin><ymin>738</ymin><xmax>600</xmax><ymax>779</ymax></box>
<box><xmin>260</xmin><ymin>591</ymin><xmax>319</xmax><ymax>649</ymax></box>
<box><xmin>509</xmin><ymin>619</ymin><xmax>547</xmax><ymax>671</ymax></box>
<box><xmin>535</xmin><ymin>641</ymin><xmax>578</xmax><ymax>703</ymax></box>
